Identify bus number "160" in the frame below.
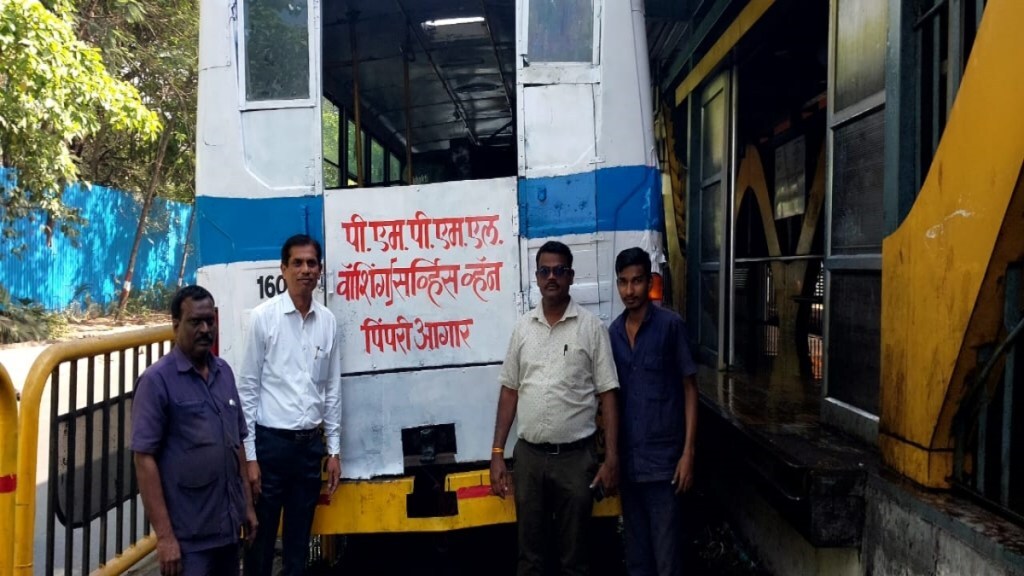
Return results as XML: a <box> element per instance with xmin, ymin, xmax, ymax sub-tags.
<box><xmin>256</xmin><ymin>274</ymin><xmax>287</xmax><ymax>300</ymax></box>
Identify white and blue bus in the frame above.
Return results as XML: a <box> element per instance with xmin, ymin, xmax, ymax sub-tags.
<box><xmin>196</xmin><ymin>0</ymin><xmax>664</xmax><ymax>532</ymax></box>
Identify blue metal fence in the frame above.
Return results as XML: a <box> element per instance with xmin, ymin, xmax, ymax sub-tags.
<box><xmin>0</xmin><ymin>168</ymin><xmax>196</xmax><ymax>311</ymax></box>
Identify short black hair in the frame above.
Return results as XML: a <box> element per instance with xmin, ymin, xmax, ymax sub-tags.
<box><xmin>170</xmin><ymin>285</ymin><xmax>214</xmax><ymax>319</ymax></box>
<box><xmin>615</xmin><ymin>247</ymin><xmax>652</xmax><ymax>276</ymax></box>
<box><xmin>536</xmin><ymin>240</ymin><xmax>573</xmax><ymax>268</ymax></box>
<box><xmin>281</xmin><ymin>234</ymin><xmax>323</xmax><ymax>265</ymax></box>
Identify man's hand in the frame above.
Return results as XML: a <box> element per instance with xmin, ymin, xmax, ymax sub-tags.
<box><xmin>156</xmin><ymin>534</ymin><xmax>182</xmax><ymax>576</ymax></box>
<box><xmin>326</xmin><ymin>455</ymin><xmax>341</xmax><ymax>496</ymax></box>
<box><xmin>243</xmin><ymin>502</ymin><xmax>259</xmax><ymax>545</ymax></box>
<box><xmin>590</xmin><ymin>455</ymin><xmax>619</xmax><ymax>496</ymax></box>
<box><xmin>247</xmin><ymin>461</ymin><xmax>262</xmax><ymax>501</ymax></box>
<box><xmin>489</xmin><ymin>455</ymin><xmax>511</xmax><ymax>499</ymax></box>
<box><xmin>672</xmin><ymin>450</ymin><xmax>694</xmax><ymax>495</ymax></box>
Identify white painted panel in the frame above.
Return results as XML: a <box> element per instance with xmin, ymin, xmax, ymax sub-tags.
<box><xmin>593</xmin><ymin>0</ymin><xmax>655</xmax><ymax>170</ymax></box>
<box><xmin>198</xmin><ymin>261</ymin><xmax>327</xmax><ymax>369</ymax></box>
<box><xmin>241</xmin><ymin>109</ymin><xmax>319</xmax><ymax>190</ymax></box>
<box><xmin>522</xmin><ymin>84</ymin><xmax>596</xmax><ymax>175</ymax></box>
<box><xmin>324</xmin><ymin>177</ymin><xmax>521</xmax><ymax>374</ymax></box>
<box><xmin>197</xmin><ymin>0</ymin><xmax>320</xmax><ymax>200</ymax></box>
<box><xmin>521</xmin><ymin>230</ymin><xmax>665</xmax><ymax>323</ymax></box>
<box><xmin>340</xmin><ymin>365</ymin><xmax>513</xmax><ymax>479</ymax></box>
<box><xmin>518</xmin><ymin>65</ymin><xmax>600</xmax><ymax>85</ymax></box>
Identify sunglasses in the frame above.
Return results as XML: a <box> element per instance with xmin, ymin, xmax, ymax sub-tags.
<box><xmin>535</xmin><ymin>265</ymin><xmax>572</xmax><ymax>278</ymax></box>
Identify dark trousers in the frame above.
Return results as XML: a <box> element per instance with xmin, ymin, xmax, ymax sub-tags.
<box><xmin>181</xmin><ymin>543</ymin><xmax>239</xmax><ymax>576</ymax></box>
<box><xmin>244</xmin><ymin>426</ymin><xmax>323</xmax><ymax>576</ymax></box>
<box><xmin>621</xmin><ymin>481</ymin><xmax>684</xmax><ymax>576</ymax></box>
<box><xmin>513</xmin><ymin>439</ymin><xmax>597</xmax><ymax>576</ymax></box>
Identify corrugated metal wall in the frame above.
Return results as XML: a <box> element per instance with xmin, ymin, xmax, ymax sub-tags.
<box><xmin>0</xmin><ymin>168</ymin><xmax>196</xmax><ymax>311</ymax></box>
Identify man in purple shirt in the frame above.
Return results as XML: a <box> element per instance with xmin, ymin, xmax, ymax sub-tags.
<box><xmin>610</xmin><ymin>248</ymin><xmax>698</xmax><ymax>576</ymax></box>
<box><xmin>133</xmin><ymin>285</ymin><xmax>257</xmax><ymax>575</ymax></box>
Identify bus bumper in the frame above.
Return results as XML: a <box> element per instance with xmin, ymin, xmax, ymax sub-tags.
<box><xmin>311</xmin><ymin>468</ymin><xmax>622</xmax><ymax>534</ymax></box>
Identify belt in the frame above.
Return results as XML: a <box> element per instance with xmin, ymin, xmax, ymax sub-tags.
<box><xmin>521</xmin><ymin>436</ymin><xmax>591</xmax><ymax>455</ymax></box>
<box><xmin>256</xmin><ymin>424</ymin><xmax>321</xmax><ymax>441</ymax></box>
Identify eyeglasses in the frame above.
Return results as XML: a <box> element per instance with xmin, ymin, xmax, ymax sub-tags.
<box><xmin>535</xmin><ymin>265</ymin><xmax>572</xmax><ymax>278</ymax></box>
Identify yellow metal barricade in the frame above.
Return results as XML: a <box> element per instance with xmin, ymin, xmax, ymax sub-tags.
<box><xmin>12</xmin><ymin>326</ymin><xmax>173</xmax><ymax>576</ymax></box>
<box><xmin>1</xmin><ymin>363</ymin><xmax>18</xmax><ymax>576</ymax></box>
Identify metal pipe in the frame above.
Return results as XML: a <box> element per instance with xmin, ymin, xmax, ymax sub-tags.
<box><xmin>115</xmin><ymin>350</ymin><xmax>126</xmax><ymax>556</ymax></box>
<box><xmin>65</xmin><ymin>361</ymin><xmax>78</xmax><ymax>573</ymax></box>
<box><xmin>403</xmin><ymin>38</ymin><xmax>414</xmax><ymax>183</ymax></box>
<box><xmin>45</xmin><ymin>367</ymin><xmax>58</xmax><ymax>576</ymax></box>
<box><xmin>91</xmin><ymin>534</ymin><xmax>156</xmax><ymax>576</ymax></box>
<box><xmin>478</xmin><ymin>0</ymin><xmax>513</xmax><ymax>111</ymax></box>
<box><xmin>82</xmin><ymin>357</ymin><xmax>96</xmax><ymax>573</ymax></box>
<box><xmin>349</xmin><ymin>10</ymin><xmax>365</xmax><ymax>186</ymax></box>
<box><xmin>394</xmin><ymin>0</ymin><xmax>480</xmax><ymax>145</ymax></box>
<box><xmin>914</xmin><ymin>0</ymin><xmax>949</xmax><ymax>29</ymax></box>
<box><xmin>1000</xmin><ymin>265</ymin><xmax>1019</xmax><ymax>506</ymax></box>
<box><xmin>98</xmin><ymin>354</ymin><xmax>112</xmax><ymax>567</ymax></box>
<box><xmin>130</xmin><ymin>349</ymin><xmax>140</xmax><ymax>545</ymax></box>
<box><xmin>0</xmin><ymin>363</ymin><xmax>17</xmax><ymax>576</ymax></box>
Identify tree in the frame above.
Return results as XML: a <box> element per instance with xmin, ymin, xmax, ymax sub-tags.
<box><xmin>70</xmin><ymin>0</ymin><xmax>199</xmax><ymax>204</ymax></box>
<box><xmin>0</xmin><ymin>0</ymin><xmax>162</xmax><ymax>246</ymax></box>
<box><xmin>57</xmin><ymin>0</ymin><xmax>200</xmax><ymax>318</ymax></box>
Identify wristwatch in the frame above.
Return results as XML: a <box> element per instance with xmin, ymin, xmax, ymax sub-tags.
<box><xmin>328</xmin><ymin>453</ymin><xmax>340</xmax><ymax>459</ymax></box>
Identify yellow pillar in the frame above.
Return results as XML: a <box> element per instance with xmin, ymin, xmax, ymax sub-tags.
<box><xmin>0</xmin><ymin>363</ymin><xmax>17</xmax><ymax>576</ymax></box>
<box><xmin>880</xmin><ymin>0</ymin><xmax>1024</xmax><ymax>487</ymax></box>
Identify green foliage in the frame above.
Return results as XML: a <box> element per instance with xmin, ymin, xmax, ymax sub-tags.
<box><xmin>110</xmin><ymin>281</ymin><xmax>176</xmax><ymax>317</ymax></box>
<box><xmin>0</xmin><ymin>0</ymin><xmax>162</xmax><ymax>244</ymax></box>
<box><xmin>322</xmin><ymin>100</ymin><xmax>341</xmax><ymax>188</ymax></box>
<box><xmin>70</xmin><ymin>0</ymin><xmax>199</xmax><ymax>204</ymax></box>
<box><xmin>0</xmin><ymin>285</ymin><xmax>69</xmax><ymax>343</ymax></box>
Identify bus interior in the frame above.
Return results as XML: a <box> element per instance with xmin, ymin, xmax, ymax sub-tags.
<box><xmin>321</xmin><ymin>0</ymin><xmax>518</xmax><ymax>189</ymax></box>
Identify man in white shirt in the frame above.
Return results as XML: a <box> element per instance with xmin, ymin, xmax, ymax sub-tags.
<box><xmin>239</xmin><ymin>234</ymin><xmax>342</xmax><ymax>576</ymax></box>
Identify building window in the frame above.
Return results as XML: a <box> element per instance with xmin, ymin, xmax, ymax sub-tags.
<box><xmin>834</xmin><ymin>0</ymin><xmax>887</xmax><ymax>111</ymax></box>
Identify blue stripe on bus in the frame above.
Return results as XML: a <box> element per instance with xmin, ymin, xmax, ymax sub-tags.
<box><xmin>517</xmin><ymin>165</ymin><xmax>663</xmax><ymax>237</ymax></box>
<box><xmin>196</xmin><ymin>195</ymin><xmax>325</xmax><ymax>267</ymax></box>
<box><xmin>196</xmin><ymin>165</ymin><xmax>662</xmax><ymax>267</ymax></box>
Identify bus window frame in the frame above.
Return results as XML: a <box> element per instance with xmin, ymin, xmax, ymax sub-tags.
<box><xmin>237</xmin><ymin>0</ymin><xmax>318</xmax><ymax>111</ymax></box>
<box><xmin>518</xmin><ymin>0</ymin><xmax>601</xmax><ymax>85</ymax></box>
<box><xmin>324</xmin><ymin>100</ymin><xmax>407</xmax><ymax>189</ymax></box>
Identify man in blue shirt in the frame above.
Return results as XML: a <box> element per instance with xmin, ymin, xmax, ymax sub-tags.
<box><xmin>609</xmin><ymin>247</ymin><xmax>698</xmax><ymax>576</ymax></box>
<box><xmin>133</xmin><ymin>285</ymin><xmax>257</xmax><ymax>575</ymax></box>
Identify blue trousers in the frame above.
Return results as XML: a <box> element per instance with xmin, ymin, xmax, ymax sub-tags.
<box><xmin>181</xmin><ymin>543</ymin><xmax>239</xmax><ymax>576</ymax></box>
<box><xmin>621</xmin><ymin>481</ymin><xmax>684</xmax><ymax>576</ymax></box>
<box><xmin>244</xmin><ymin>426</ymin><xmax>323</xmax><ymax>576</ymax></box>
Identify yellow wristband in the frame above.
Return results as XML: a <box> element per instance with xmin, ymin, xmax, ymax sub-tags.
<box><xmin>492</xmin><ymin>447</ymin><xmax>504</xmax><ymax>454</ymax></box>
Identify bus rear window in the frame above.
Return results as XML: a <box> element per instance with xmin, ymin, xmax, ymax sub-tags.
<box><xmin>528</xmin><ymin>0</ymin><xmax>594</xmax><ymax>63</ymax></box>
<box><xmin>321</xmin><ymin>0</ymin><xmax>517</xmax><ymax>188</ymax></box>
<box><xmin>244</xmin><ymin>0</ymin><xmax>310</xmax><ymax>101</ymax></box>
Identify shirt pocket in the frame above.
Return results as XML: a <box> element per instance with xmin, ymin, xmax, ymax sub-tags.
<box><xmin>174</xmin><ymin>399</ymin><xmax>217</xmax><ymax>447</ymax></box>
<box><xmin>175</xmin><ymin>444</ymin><xmax>221</xmax><ymax>539</ymax></box>
<box><xmin>312</xmin><ymin>342</ymin><xmax>334</xmax><ymax>383</ymax></box>
<box><xmin>564</xmin><ymin>342</ymin><xmax>592</xmax><ymax>380</ymax></box>
<box><xmin>221</xmin><ymin>401</ymin><xmax>242</xmax><ymax>448</ymax></box>
<box><xmin>642</xmin><ymin>354</ymin><xmax>669</xmax><ymax>400</ymax></box>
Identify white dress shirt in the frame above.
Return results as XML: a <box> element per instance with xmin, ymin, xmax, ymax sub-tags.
<box><xmin>238</xmin><ymin>292</ymin><xmax>342</xmax><ymax>461</ymax></box>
